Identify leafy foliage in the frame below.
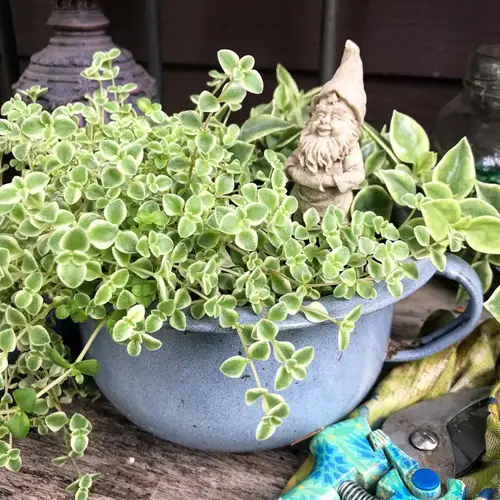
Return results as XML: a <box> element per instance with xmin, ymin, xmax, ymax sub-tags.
<box><xmin>0</xmin><ymin>50</ymin><xmax>498</xmax><ymax>498</ymax></box>
<box><xmin>358</xmin><ymin>115</ymin><xmax>500</xmax><ymax>310</ymax></box>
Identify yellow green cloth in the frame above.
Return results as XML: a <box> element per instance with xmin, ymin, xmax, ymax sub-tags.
<box><xmin>283</xmin><ymin>318</ymin><xmax>500</xmax><ymax>499</ymax></box>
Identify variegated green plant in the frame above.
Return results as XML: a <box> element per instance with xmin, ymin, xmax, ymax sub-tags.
<box><xmin>356</xmin><ymin>113</ymin><xmax>500</xmax><ymax>311</ymax></box>
<box><xmin>0</xmin><ymin>48</ymin><xmax>499</xmax><ymax>498</ymax></box>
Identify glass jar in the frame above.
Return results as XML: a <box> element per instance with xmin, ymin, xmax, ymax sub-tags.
<box><xmin>433</xmin><ymin>44</ymin><xmax>500</xmax><ymax>183</ymax></box>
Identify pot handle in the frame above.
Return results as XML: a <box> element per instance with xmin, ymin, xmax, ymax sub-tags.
<box><xmin>386</xmin><ymin>254</ymin><xmax>483</xmax><ymax>363</ymax></box>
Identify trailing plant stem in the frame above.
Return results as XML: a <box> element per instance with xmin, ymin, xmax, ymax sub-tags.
<box><xmin>235</xmin><ymin>325</ymin><xmax>269</xmax><ymax>412</ymax></box>
<box><xmin>36</xmin><ymin>320</ymin><xmax>106</xmax><ymax>399</ymax></box>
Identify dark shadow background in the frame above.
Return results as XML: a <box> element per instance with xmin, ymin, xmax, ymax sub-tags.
<box><xmin>10</xmin><ymin>1</ymin><xmax>500</xmax><ymax>129</ymax></box>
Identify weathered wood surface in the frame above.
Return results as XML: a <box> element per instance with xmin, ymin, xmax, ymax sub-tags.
<box><xmin>0</xmin><ymin>278</ymin><xmax>481</xmax><ymax>499</ymax></box>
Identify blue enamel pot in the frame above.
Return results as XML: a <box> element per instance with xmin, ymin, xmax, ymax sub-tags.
<box><xmin>80</xmin><ymin>255</ymin><xmax>482</xmax><ymax>452</ymax></box>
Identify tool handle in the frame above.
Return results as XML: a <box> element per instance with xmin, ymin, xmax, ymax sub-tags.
<box><xmin>386</xmin><ymin>254</ymin><xmax>483</xmax><ymax>362</ymax></box>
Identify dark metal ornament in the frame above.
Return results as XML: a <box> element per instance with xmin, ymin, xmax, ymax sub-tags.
<box><xmin>13</xmin><ymin>0</ymin><xmax>156</xmax><ymax>110</ymax></box>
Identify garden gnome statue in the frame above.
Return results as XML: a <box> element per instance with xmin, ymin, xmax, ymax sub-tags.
<box><xmin>286</xmin><ymin>40</ymin><xmax>366</xmax><ymax>217</ymax></box>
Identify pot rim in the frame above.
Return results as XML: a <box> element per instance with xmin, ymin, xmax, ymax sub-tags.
<box><xmin>178</xmin><ymin>258</ymin><xmax>437</xmax><ymax>333</ymax></box>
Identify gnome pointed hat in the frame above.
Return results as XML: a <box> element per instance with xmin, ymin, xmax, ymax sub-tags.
<box><xmin>312</xmin><ymin>40</ymin><xmax>366</xmax><ymax>124</ymax></box>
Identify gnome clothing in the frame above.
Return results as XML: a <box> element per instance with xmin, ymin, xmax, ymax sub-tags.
<box><xmin>287</xmin><ymin>142</ymin><xmax>364</xmax><ymax>216</ymax></box>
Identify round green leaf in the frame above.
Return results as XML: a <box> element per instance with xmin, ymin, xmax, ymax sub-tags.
<box><xmin>57</xmin><ymin>262</ymin><xmax>86</xmax><ymax>288</ymax></box>
<box><xmin>196</xmin><ymin>131</ymin><xmax>216</xmax><ymax>154</ymax></box>
<box><xmin>54</xmin><ymin>115</ymin><xmax>77</xmax><ymax>139</ymax></box>
<box><xmin>269</xmin><ymin>303</ymin><xmax>287</xmax><ymax>322</ymax></box>
<box><xmin>0</xmin><ymin>328</ymin><xmax>16</xmax><ymax>352</ymax></box>
<box><xmin>25</xmin><ymin>172</ymin><xmax>49</xmax><ymax>194</ymax></box>
<box><xmin>169</xmin><ymin>310</ymin><xmax>186</xmax><ymax>331</ymax></box>
<box><xmin>351</xmin><ymin>185</ymin><xmax>393</xmax><ymax>220</ymax></box>
<box><xmin>178</xmin><ymin>217</ymin><xmax>196</xmax><ymax>238</ymax></box>
<box><xmin>13</xmin><ymin>388</ymin><xmax>37</xmax><ymax>412</ymax></box>
<box><xmin>71</xmin><ymin>434</ymin><xmax>89</xmax><ymax>454</ymax></box>
<box><xmin>179</xmin><ymin>110</ymin><xmax>201</xmax><ymax>130</ymax></box>
<box><xmin>60</xmin><ymin>227</ymin><xmax>90</xmax><ymax>252</ymax></box>
<box><xmin>215</xmin><ymin>174</ymin><xmax>234</xmax><ymax>196</ymax></box>
<box><xmin>5</xmin><ymin>307</ymin><xmax>27</xmax><ymax>327</ymax></box>
<box><xmin>432</xmin><ymin>138</ymin><xmax>475</xmax><ymax>199</ymax></box>
<box><xmin>198</xmin><ymin>91</ymin><xmax>220</xmax><ymax>113</ymax></box>
<box><xmin>0</xmin><ymin>185</ymin><xmax>19</xmax><ymax>204</ymax></box>
<box><xmin>379</xmin><ymin>170</ymin><xmax>416</xmax><ymax>205</ymax></box>
<box><xmin>69</xmin><ymin>413</ymin><xmax>90</xmax><ymax>431</ymax></box>
<box><xmin>162</xmin><ymin>194</ymin><xmax>184</xmax><ymax>216</ymax></box>
<box><xmin>219</xmin><ymin>83</ymin><xmax>246</xmax><ymax>104</ymax></box>
<box><xmin>245</xmin><ymin>203</ymin><xmax>268</xmax><ymax>225</ymax></box>
<box><xmin>102</xmin><ymin>166</ymin><xmax>125</xmax><ymax>188</ymax></box>
<box><xmin>104</xmin><ymin>199</ymin><xmax>127</xmax><ymax>225</ymax></box>
<box><xmin>255</xmin><ymin>419</ymin><xmax>276</xmax><ymax>440</ymax></box>
<box><xmin>220</xmin><ymin>355</ymin><xmax>247</xmax><ymax>378</ymax></box>
<box><xmin>241</xmin><ymin>70</ymin><xmax>264</xmax><ymax>94</ymax></box>
<box><xmin>12</xmin><ymin>143</ymin><xmax>28</xmax><ymax>161</ymax></box>
<box><xmin>389</xmin><ymin>110</ymin><xmax>430</xmax><ymax>164</ymax></box>
<box><xmin>45</xmin><ymin>411</ymin><xmax>69</xmax><ymax>432</ymax></box>
<box><xmin>274</xmin><ymin>365</ymin><xmax>293</xmax><ymax>390</ymax></box>
<box><xmin>268</xmin><ymin>402</ymin><xmax>290</xmax><ymax>419</ymax></box>
<box><xmin>28</xmin><ymin>325</ymin><xmax>50</xmax><ymax>346</ymax></box>
<box><xmin>292</xmin><ymin>346</ymin><xmax>314</xmax><ymax>367</ymax></box>
<box><xmin>21</xmin><ymin>116</ymin><xmax>44</xmax><ymax>137</ymax></box>
<box><xmin>465</xmin><ymin>216</ymin><xmax>500</xmax><ymax>254</ymax></box>
<box><xmin>248</xmin><ymin>340</ymin><xmax>271</xmax><ymax>361</ymax></box>
<box><xmin>217</xmin><ymin>49</ymin><xmax>239</xmax><ymax>74</ymax></box>
<box><xmin>88</xmin><ymin>220</ymin><xmax>119</xmax><ymax>249</ymax></box>
<box><xmin>421</xmin><ymin>199</ymin><xmax>461</xmax><ymax>241</ymax></box>
<box><xmin>256</xmin><ymin>319</ymin><xmax>278</xmax><ymax>341</ymax></box>
<box><xmin>185</xmin><ymin>195</ymin><xmax>203</xmax><ymax>217</ymax></box>
<box><xmin>115</xmin><ymin>231</ymin><xmax>139</xmax><ymax>254</ymax></box>
<box><xmin>55</xmin><ymin>140</ymin><xmax>76</xmax><ymax>165</ymax></box>
<box><xmin>118</xmin><ymin>155</ymin><xmax>138</xmax><ymax>176</ymax></box>
<box><xmin>422</xmin><ymin>181</ymin><xmax>453</xmax><ymax>199</ymax></box>
<box><xmin>245</xmin><ymin>388</ymin><xmax>268</xmax><ymax>406</ymax></box>
<box><xmin>100</xmin><ymin>139</ymin><xmax>119</xmax><ymax>159</ymax></box>
<box><xmin>235</xmin><ymin>228</ymin><xmax>258</xmax><ymax>251</ymax></box>
<box><xmin>94</xmin><ymin>284</ymin><xmax>112</xmax><ymax>305</ymax></box>
<box><xmin>219</xmin><ymin>213</ymin><xmax>240</xmax><ymax>234</ymax></box>
<box><xmin>7</xmin><ymin>412</ymin><xmax>30</xmax><ymax>438</ymax></box>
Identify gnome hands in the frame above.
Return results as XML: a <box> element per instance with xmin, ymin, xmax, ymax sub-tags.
<box><xmin>333</xmin><ymin>143</ymin><xmax>365</xmax><ymax>193</ymax></box>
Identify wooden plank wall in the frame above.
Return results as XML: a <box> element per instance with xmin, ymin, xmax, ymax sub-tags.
<box><xmin>10</xmin><ymin>0</ymin><xmax>500</xmax><ymax>130</ymax></box>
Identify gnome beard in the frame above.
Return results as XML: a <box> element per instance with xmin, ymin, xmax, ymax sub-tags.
<box><xmin>296</xmin><ymin>112</ymin><xmax>360</xmax><ymax>182</ymax></box>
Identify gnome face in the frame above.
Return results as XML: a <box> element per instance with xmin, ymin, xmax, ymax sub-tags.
<box><xmin>297</xmin><ymin>93</ymin><xmax>360</xmax><ymax>173</ymax></box>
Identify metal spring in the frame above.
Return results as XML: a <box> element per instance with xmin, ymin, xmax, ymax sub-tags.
<box><xmin>339</xmin><ymin>481</ymin><xmax>378</xmax><ymax>500</ymax></box>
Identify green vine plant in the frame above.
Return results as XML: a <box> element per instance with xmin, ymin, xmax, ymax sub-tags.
<box><xmin>253</xmin><ymin>64</ymin><xmax>500</xmax><ymax>306</ymax></box>
<box><xmin>0</xmin><ymin>49</ymin><xmax>499</xmax><ymax>498</ymax></box>
<box><xmin>355</xmin><ymin>113</ymin><xmax>500</xmax><ymax>306</ymax></box>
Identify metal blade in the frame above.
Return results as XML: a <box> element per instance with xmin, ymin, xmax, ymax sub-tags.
<box><xmin>381</xmin><ymin>387</ymin><xmax>490</xmax><ymax>480</ymax></box>
<box><xmin>447</xmin><ymin>399</ymin><xmax>488</xmax><ymax>477</ymax></box>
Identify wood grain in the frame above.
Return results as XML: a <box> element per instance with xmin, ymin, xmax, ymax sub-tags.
<box><xmin>0</xmin><ymin>278</ymin><xmax>479</xmax><ymax>500</ymax></box>
<box><xmin>11</xmin><ymin>0</ymin><xmax>473</xmax><ymax>128</ymax></box>
<box><xmin>11</xmin><ymin>0</ymin><xmax>499</xmax><ymax>78</ymax></box>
